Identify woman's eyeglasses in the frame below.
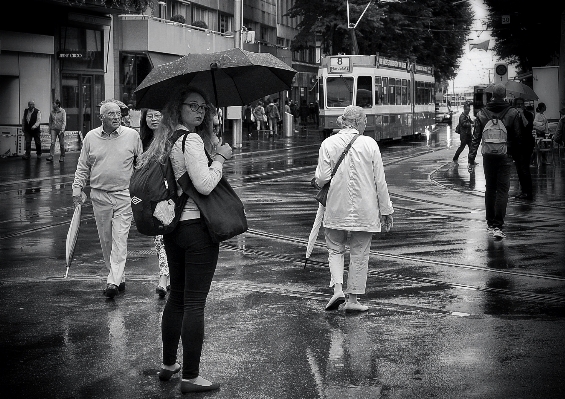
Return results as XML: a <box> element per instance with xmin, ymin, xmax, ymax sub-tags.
<box><xmin>183</xmin><ymin>102</ymin><xmax>209</xmax><ymax>113</ymax></box>
<box><xmin>147</xmin><ymin>113</ymin><xmax>162</xmax><ymax>120</ymax></box>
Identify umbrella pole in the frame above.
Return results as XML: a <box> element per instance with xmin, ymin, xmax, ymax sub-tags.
<box><xmin>211</xmin><ymin>68</ymin><xmax>219</xmax><ymax>107</ymax></box>
<box><xmin>64</xmin><ymin>266</ymin><xmax>69</xmax><ymax>279</ymax></box>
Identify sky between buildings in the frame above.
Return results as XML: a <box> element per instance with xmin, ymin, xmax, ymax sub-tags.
<box><xmin>449</xmin><ymin>0</ymin><xmax>517</xmax><ymax>94</ymax></box>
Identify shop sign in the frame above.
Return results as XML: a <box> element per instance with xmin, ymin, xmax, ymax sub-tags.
<box><xmin>58</xmin><ymin>51</ymin><xmax>86</xmax><ymax>59</ymax></box>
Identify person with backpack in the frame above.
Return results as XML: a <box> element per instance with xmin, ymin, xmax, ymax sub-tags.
<box><xmin>266</xmin><ymin>98</ymin><xmax>281</xmax><ymax>137</ymax></box>
<box><xmin>139</xmin><ymin>108</ymin><xmax>171</xmax><ymax>298</ymax></box>
<box><xmin>72</xmin><ymin>100</ymin><xmax>143</xmax><ymax>298</ymax></box>
<box><xmin>136</xmin><ymin>86</ymin><xmax>231</xmax><ymax>394</ymax></box>
<box><xmin>452</xmin><ymin>102</ymin><xmax>473</xmax><ymax>162</ymax></box>
<box><xmin>468</xmin><ymin>83</ymin><xmax>522</xmax><ymax>239</ymax></box>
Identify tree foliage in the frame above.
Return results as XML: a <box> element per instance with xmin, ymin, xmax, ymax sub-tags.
<box><xmin>483</xmin><ymin>0</ymin><xmax>564</xmax><ymax>72</ymax></box>
<box><xmin>286</xmin><ymin>0</ymin><xmax>473</xmax><ymax>82</ymax></box>
<box><xmin>65</xmin><ymin>0</ymin><xmax>155</xmax><ymax>13</ymax></box>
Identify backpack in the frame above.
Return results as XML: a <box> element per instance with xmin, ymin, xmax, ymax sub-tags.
<box><xmin>480</xmin><ymin>108</ymin><xmax>510</xmax><ymax>156</ymax></box>
<box><xmin>267</xmin><ymin>103</ymin><xmax>279</xmax><ymax>119</ymax></box>
<box><xmin>130</xmin><ymin>132</ymin><xmax>189</xmax><ymax>236</ymax></box>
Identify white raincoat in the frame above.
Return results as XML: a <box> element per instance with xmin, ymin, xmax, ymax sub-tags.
<box><xmin>314</xmin><ymin>128</ymin><xmax>393</xmax><ymax>232</ymax></box>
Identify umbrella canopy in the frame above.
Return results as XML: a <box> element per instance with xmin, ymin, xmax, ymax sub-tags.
<box><xmin>134</xmin><ymin>48</ymin><xmax>297</xmax><ymax>109</ymax></box>
<box><xmin>65</xmin><ymin>199</ymin><xmax>84</xmax><ymax>278</ymax></box>
<box><xmin>485</xmin><ymin>81</ymin><xmax>539</xmax><ymax>101</ymax></box>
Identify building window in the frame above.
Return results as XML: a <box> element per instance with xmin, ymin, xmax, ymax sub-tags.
<box><xmin>120</xmin><ymin>53</ymin><xmax>152</xmax><ymax>109</ymax></box>
<box><xmin>218</xmin><ymin>13</ymin><xmax>233</xmax><ymax>33</ymax></box>
<box><xmin>192</xmin><ymin>5</ymin><xmax>216</xmax><ymax>31</ymax></box>
<box><xmin>59</xmin><ymin>26</ymin><xmax>104</xmax><ymax>71</ymax></box>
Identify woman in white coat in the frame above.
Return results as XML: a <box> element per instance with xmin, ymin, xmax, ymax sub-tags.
<box><xmin>314</xmin><ymin>106</ymin><xmax>394</xmax><ymax>312</ymax></box>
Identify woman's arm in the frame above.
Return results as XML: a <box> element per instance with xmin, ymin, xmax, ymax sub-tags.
<box><xmin>184</xmin><ymin>134</ymin><xmax>223</xmax><ymax>195</ymax></box>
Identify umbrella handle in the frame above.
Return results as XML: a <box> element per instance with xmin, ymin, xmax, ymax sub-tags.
<box><xmin>304</xmin><ymin>257</ymin><xmax>308</xmax><ymax>269</ymax></box>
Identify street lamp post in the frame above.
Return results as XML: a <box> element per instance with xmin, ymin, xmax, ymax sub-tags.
<box><xmin>231</xmin><ymin>0</ymin><xmax>243</xmax><ymax>148</ymax></box>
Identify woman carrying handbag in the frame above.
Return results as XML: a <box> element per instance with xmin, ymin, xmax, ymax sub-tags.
<box><xmin>313</xmin><ymin>106</ymin><xmax>394</xmax><ymax>313</ymax></box>
<box><xmin>136</xmin><ymin>86</ymin><xmax>232</xmax><ymax>393</ymax></box>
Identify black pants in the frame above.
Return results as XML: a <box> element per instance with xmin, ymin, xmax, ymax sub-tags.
<box><xmin>162</xmin><ymin>219</ymin><xmax>219</xmax><ymax>379</ymax></box>
<box><xmin>512</xmin><ymin>145</ymin><xmax>534</xmax><ymax>196</ymax></box>
<box><xmin>24</xmin><ymin>129</ymin><xmax>42</xmax><ymax>156</ymax></box>
<box><xmin>453</xmin><ymin>134</ymin><xmax>471</xmax><ymax>161</ymax></box>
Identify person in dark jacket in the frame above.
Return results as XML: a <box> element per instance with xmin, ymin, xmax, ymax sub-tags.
<box><xmin>452</xmin><ymin>102</ymin><xmax>473</xmax><ymax>162</ymax></box>
<box><xmin>468</xmin><ymin>83</ymin><xmax>522</xmax><ymax>239</ymax></box>
<box><xmin>22</xmin><ymin>100</ymin><xmax>42</xmax><ymax>160</ymax></box>
<box><xmin>512</xmin><ymin>98</ymin><xmax>535</xmax><ymax>200</ymax></box>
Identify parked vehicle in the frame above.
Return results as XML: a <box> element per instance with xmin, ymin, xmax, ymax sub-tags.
<box><xmin>435</xmin><ymin>104</ymin><xmax>452</xmax><ymax>124</ymax></box>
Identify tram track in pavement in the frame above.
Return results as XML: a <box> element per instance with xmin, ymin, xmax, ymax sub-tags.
<box><xmin>3</xmin><ymin>227</ymin><xmax>564</xmax><ymax>310</ymax></box>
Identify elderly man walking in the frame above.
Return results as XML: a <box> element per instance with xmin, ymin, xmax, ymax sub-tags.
<box><xmin>468</xmin><ymin>83</ymin><xmax>522</xmax><ymax>240</ymax></box>
<box><xmin>72</xmin><ymin>100</ymin><xmax>142</xmax><ymax>298</ymax></box>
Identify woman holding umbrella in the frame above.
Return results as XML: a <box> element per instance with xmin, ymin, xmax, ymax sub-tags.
<box><xmin>313</xmin><ymin>106</ymin><xmax>394</xmax><ymax>313</ymax></box>
<box><xmin>139</xmin><ymin>108</ymin><xmax>171</xmax><ymax>297</ymax></box>
<box><xmin>137</xmin><ymin>86</ymin><xmax>232</xmax><ymax>393</ymax></box>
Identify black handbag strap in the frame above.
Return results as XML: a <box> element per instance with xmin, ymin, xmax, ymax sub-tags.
<box><xmin>330</xmin><ymin>134</ymin><xmax>360</xmax><ymax>179</ymax></box>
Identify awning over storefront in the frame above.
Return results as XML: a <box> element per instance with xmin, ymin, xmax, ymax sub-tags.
<box><xmin>148</xmin><ymin>52</ymin><xmax>181</xmax><ymax>67</ymax></box>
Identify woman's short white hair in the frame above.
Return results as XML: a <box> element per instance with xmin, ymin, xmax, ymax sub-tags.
<box><xmin>338</xmin><ymin>105</ymin><xmax>366</xmax><ymax>129</ymax></box>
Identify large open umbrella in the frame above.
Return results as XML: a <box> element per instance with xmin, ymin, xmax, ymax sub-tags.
<box><xmin>485</xmin><ymin>81</ymin><xmax>539</xmax><ymax>101</ymax></box>
<box><xmin>134</xmin><ymin>48</ymin><xmax>297</xmax><ymax>109</ymax></box>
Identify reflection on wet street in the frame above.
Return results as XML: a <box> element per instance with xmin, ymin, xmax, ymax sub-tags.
<box><xmin>1</xmin><ymin>124</ymin><xmax>564</xmax><ymax>398</ymax></box>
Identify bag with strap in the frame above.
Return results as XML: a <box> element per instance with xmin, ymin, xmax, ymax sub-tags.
<box><xmin>313</xmin><ymin>134</ymin><xmax>360</xmax><ymax>206</ymax></box>
<box><xmin>480</xmin><ymin>108</ymin><xmax>510</xmax><ymax>156</ymax></box>
<box><xmin>130</xmin><ymin>131</ymin><xmax>189</xmax><ymax>236</ymax></box>
<box><xmin>177</xmin><ymin>151</ymin><xmax>247</xmax><ymax>243</ymax></box>
<box><xmin>455</xmin><ymin>123</ymin><xmax>460</xmax><ymax>134</ymax></box>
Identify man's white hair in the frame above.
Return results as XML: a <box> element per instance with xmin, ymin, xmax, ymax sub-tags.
<box><xmin>338</xmin><ymin>105</ymin><xmax>366</xmax><ymax>129</ymax></box>
<box><xmin>100</xmin><ymin>101</ymin><xmax>120</xmax><ymax>115</ymax></box>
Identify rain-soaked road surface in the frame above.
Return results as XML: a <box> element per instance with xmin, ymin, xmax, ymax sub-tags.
<box><xmin>1</xmin><ymin>121</ymin><xmax>564</xmax><ymax>399</ymax></box>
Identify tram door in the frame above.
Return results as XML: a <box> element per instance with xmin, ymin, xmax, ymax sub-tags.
<box><xmin>62</xmin><ymin>73</ymin><xmax>103</xmax><ymax>140</ymax></box>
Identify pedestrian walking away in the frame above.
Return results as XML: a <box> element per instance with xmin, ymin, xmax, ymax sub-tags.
<box><xmin>512</xmin><ymin>98</ymin><xmax>535</xmax><ymax>200</ymax></box>
<box><xmin>72</xmin><ymin>100</ymin><xmax>143</xmax><ymax>298</ymax></box>
<box><xmin>21</xmin><ymin>100</ymin><xmax>42</xmax><ymax>160</ymax></box>
<box><xmin>313</xmin><ymin>105</ymin><xmax>394</xmax><ymax>313</ymax></box>
<box><xmin>266</xmin><ymin>97</ymin><xmax>281</xmax><ymax>137</ymax></box>
<box><xmin>452</xmin><ymin>102</ymin><xmax>473</xmax><ymax>162</ymax></box>
<box><xmin>136</xmin><ymin>85</ymin><xmax>232</xmax><ymax>393</ymax></box>
<box><xmin>47</xmin><ymin>99</ymin><xmax>66</xmax><ymax>162</ymax></box>
<box><xmin>468</xmin><ymin>83</ymin><xmax>522</xmax><ymax>240</ymax></box>
<box><xmin>253</xmin><ymin>101</ymin><xmax>266</xmax><ymax>133</ymax></box>
<box><xmin>554</xmin><ymin>107</ymin><xmax>565</xmax><ymax>148</ymax></box>
<box><xmin>140</xmin><ymin>108</ymin><xmax>171</xmax><ymax>297</ymax></box>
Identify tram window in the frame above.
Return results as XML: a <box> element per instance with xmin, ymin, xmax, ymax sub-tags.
<box><xmin>395</xmin><ymin>79</ymin><xmax>402</xmax><ymax>105</ymax></box>
<box><xmin>356</xmin><ymin>76</ymin><xmax>373</xmax><ymax>108</ymax></box>
<box><xmin>407</xmin><ymin>80</ymin><xmax>411</xmax><ymax>105</ymax></box>
<box><xmin>374</xmin><ymin>77</ymin><xmax>382</xmax><ymax>105</ymax></box>
<box><xmin>388</xmin><ymin>78</ymin><xmax>396</xmax><ymax>105</ymax></box>
<box><xmin>382</xmin><ymin>77</ymin><xmax>388</xmax><ymax>105</ymax></box>
<box><xmin>326</xmin><ymin>76</ymin><xmax>354</xmax><ymax>107</ymax></box>
<box><xmin>401</xmin><ymin>79</ymin><xmax>408</xmax><ymax>105</ymax></box>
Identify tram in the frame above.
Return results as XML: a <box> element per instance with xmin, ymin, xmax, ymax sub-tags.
<box><xmin>317</xmin><ymin>54</ymin><xmax>436</xmax><ymax>140</ymax></box>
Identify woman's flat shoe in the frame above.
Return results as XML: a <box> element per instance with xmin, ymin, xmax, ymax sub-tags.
<box><xmin>158</xmin><ymin>363</ymin><xmax>181</xmax><ymax>381</ymax></box>
<box><xmin>180</xmin><ymin>380</ymin><xmax>220</xmax><ymax>393</ymax></box>
<box><xmin>344</xmin><ymin>302</ymin><xmax>369</xmax><ymax>312</ymax></box>
<box><xmin>156</xmin><ymin>286</ymin><xmax>167</xmax><ymax>298</ymax></box>
<box><xmin>325</xmin><ymin>292</ymin><xmax>345</xmax><ymax>311</ymax></box>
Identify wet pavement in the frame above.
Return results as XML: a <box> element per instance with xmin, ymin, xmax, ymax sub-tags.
<box><xmin>1</xmin><ymin>121</ymin><xmax>565</xmax><ymax>398</ymax></box>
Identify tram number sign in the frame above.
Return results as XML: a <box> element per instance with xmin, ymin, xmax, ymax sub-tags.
<box><xmin>329</xmin><ymin>57</ymin><xmax>351</xmax><ymax>73</ymax></box>
<box><xmin>501</xmin><ymin>15</ymin><xmax>510</xmax><ymax>24</ymax></box>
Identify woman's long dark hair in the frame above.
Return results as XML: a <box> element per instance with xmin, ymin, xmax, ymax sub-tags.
<box><xmin>136</xmin><ymin>86</ymin><xmax>214</xmax><ymax>169</ymax></box>
<box><xmin>139</xmin><ymin>109</ymin><xmax>155</xmax><ymax>152</ymax></box>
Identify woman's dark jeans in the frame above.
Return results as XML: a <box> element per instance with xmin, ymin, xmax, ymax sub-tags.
<box><xmin>162</xmin><ymin>219</ymin><xmax>219</xmax><ymax>379</ymax></box>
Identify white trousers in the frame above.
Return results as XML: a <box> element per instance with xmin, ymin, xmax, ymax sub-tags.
<box><xmin>90</xmin><ymin>188</ymin><xmax>133</xmax><ymax>286</ymax></box>
<box><xmin>325</xmin><ymin>228</ymin><xmax>373</xmax><ymax>294</ymax></box>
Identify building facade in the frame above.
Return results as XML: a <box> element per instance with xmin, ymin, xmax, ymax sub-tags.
<box><xmin>0</xmin><ymin>0</ymin><xmax>317</xmax><ymax>156</ymax></box>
